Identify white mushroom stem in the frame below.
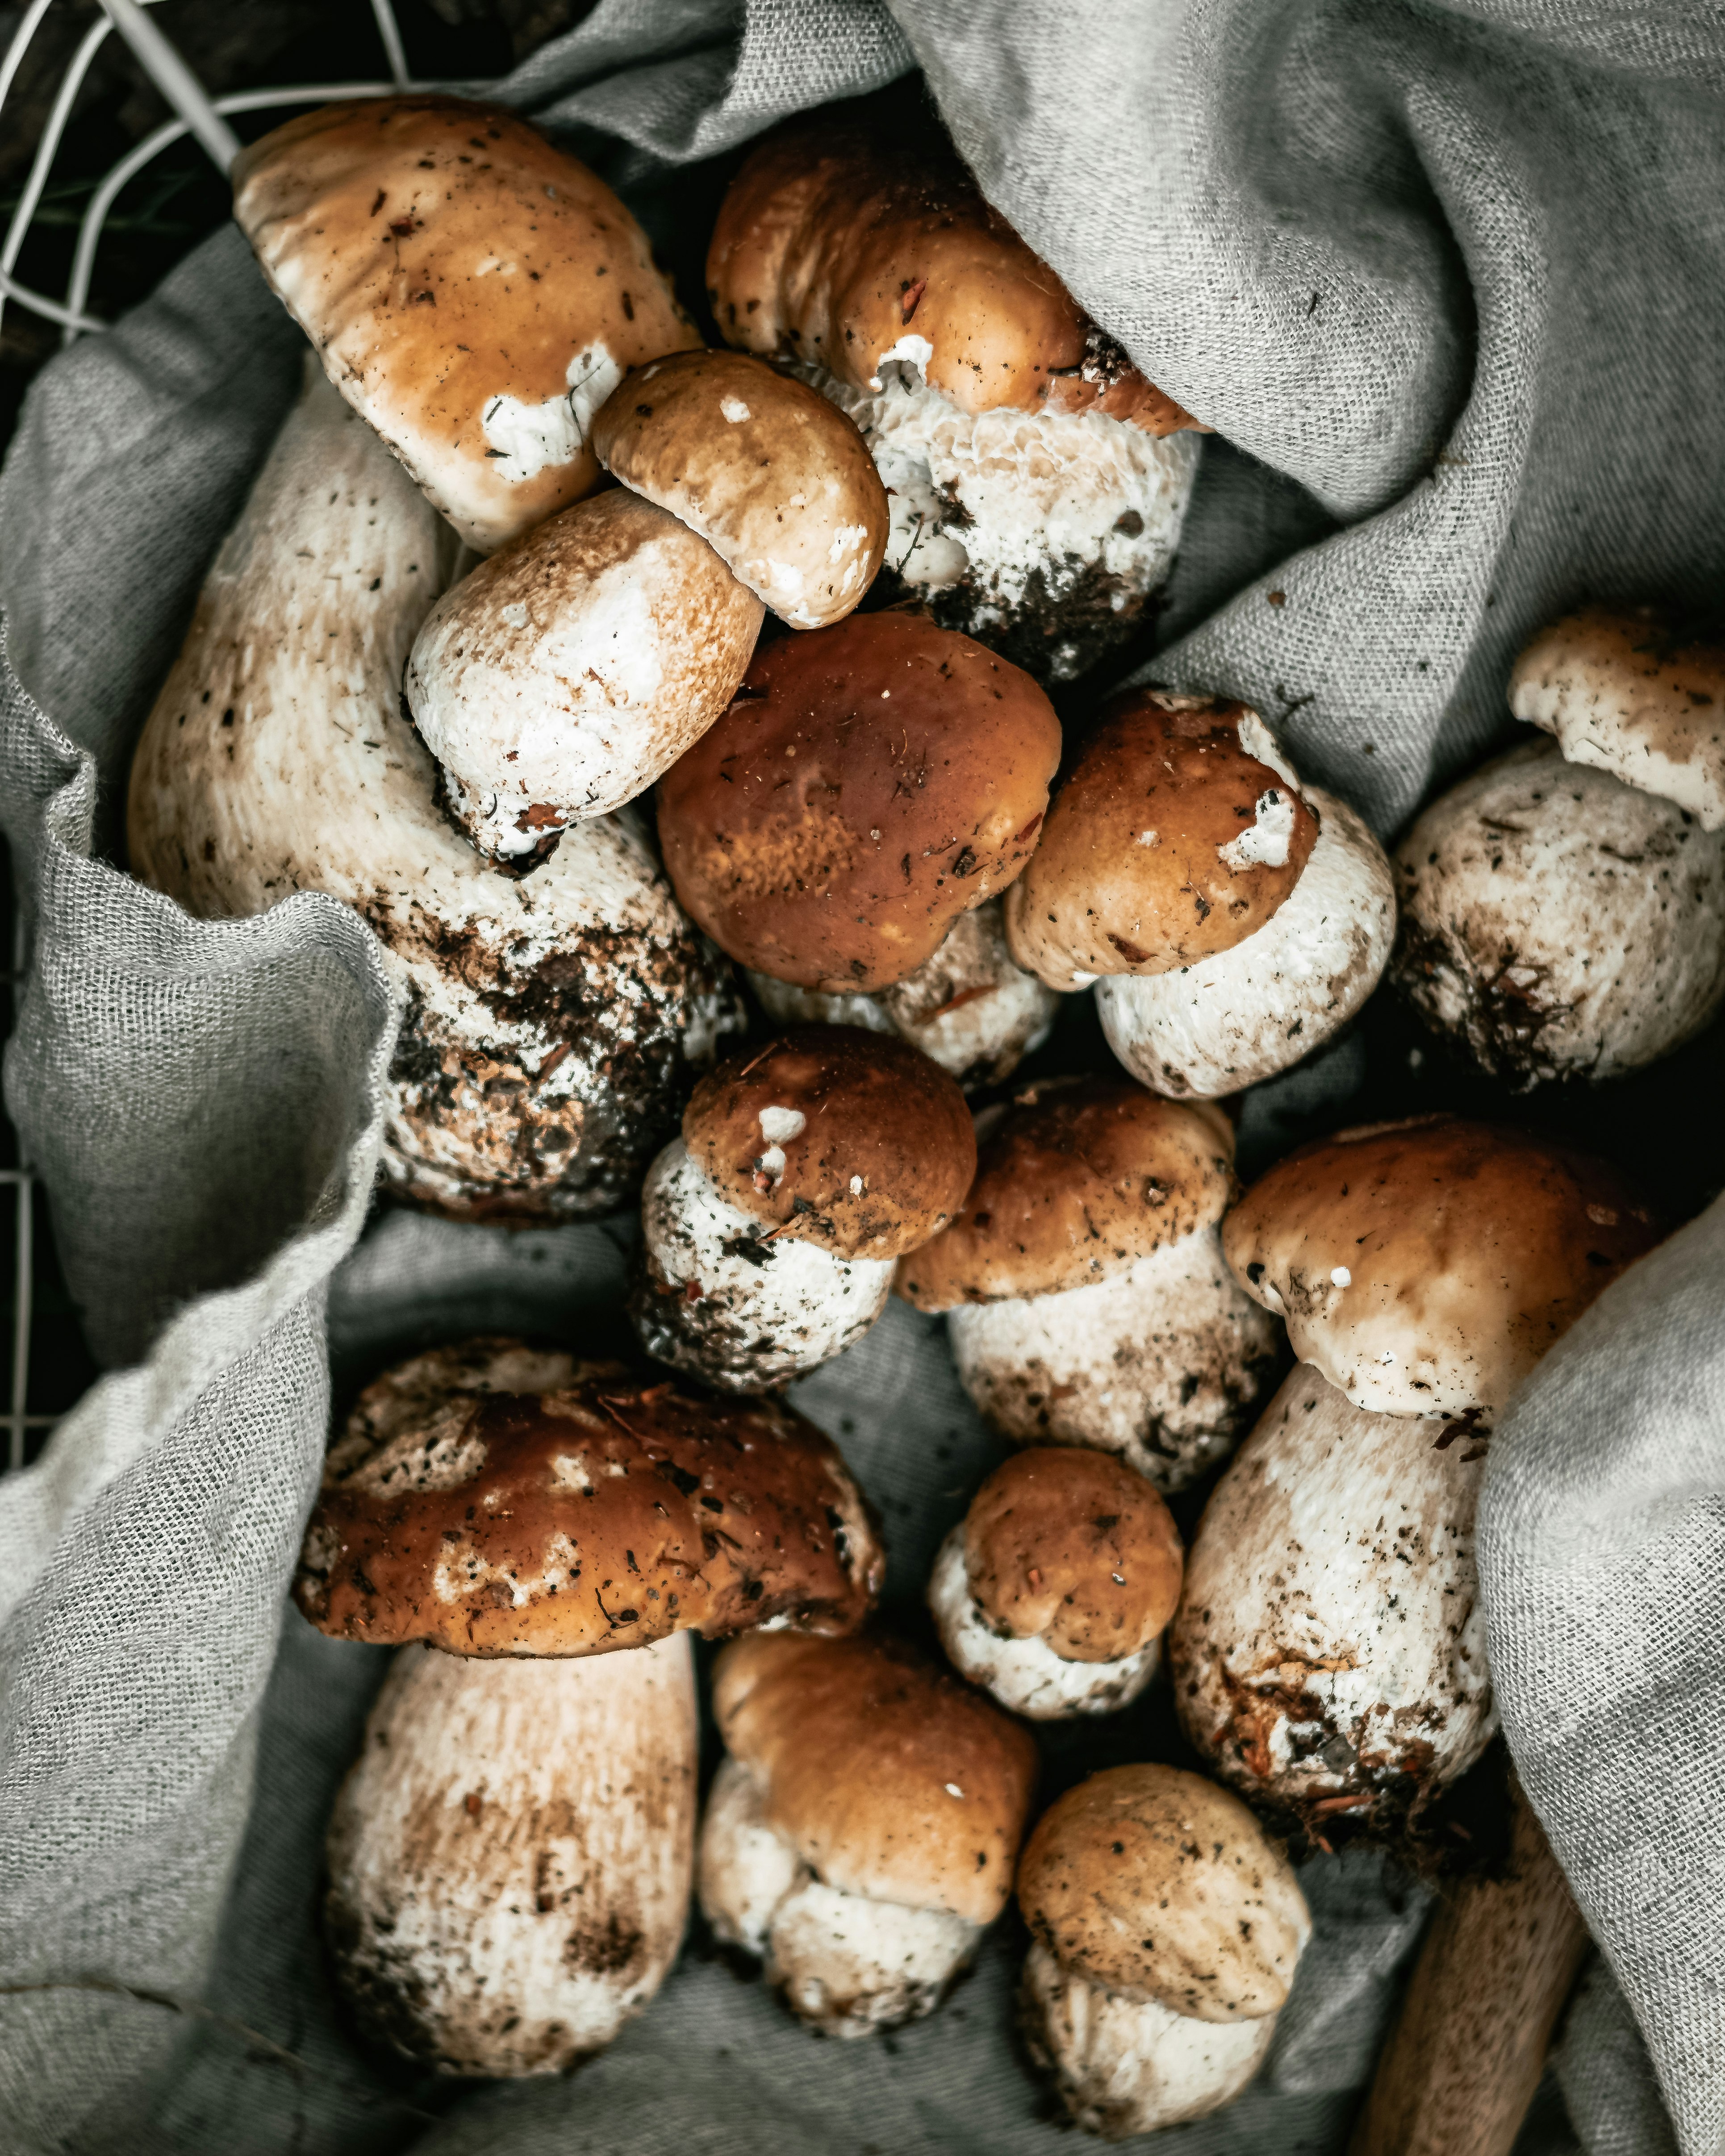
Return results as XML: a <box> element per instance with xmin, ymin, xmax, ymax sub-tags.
<box><xmin>631</xmin><ymin>1139</ymin><xmax>893</xmax><ymax>1392</ymax></box>
<box><xmin>1097</xmin><ymin>788</ymin><xmax>1395</xmax><ymax>1099</ymax></box>
<box><xmin>1020</xmin><ymin>1940</ymin><xmax>1278</xmax><ymax>2136</ymax></box>
<box><xmin>700</xmin><ymin>1757</ymin><xmax>979</xmax><ymax>2038</ymax></box>
<box><xmin>750</xmin><ymin>900</ymin><xmax>1059</xmax><ymax>1088</ymax></box>
<box><xmin>800</xmin><ymin>361</ymin><xmax>1199</xmax><ymax>681</ymax></box>
<box><xmin>325</xmin><ymin>1634</ymin><xmax>696</xmax><ymax>2076</ymax></box>
<box><xmin>945</xmin><ymin>1226</ymin><xmax>1282</xmax><ymax>1493</ymax></box>
<box><xmin>927</xmin><ymin>1527</ymin><xmax>1160</xmax><ymax>1721</ymax></box>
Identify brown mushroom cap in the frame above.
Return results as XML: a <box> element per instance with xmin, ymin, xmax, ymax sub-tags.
<box><xmin>293</xmin><ymin>1339</ymin><xmax>883</xmax><ymax>1655</ymax></box>
<box><xmin>1004</xmin><ymin>692</ymin><xmax>1321</xmax><ymax>991</ymax></box>
<box><xmin>713</xmin><ymin>1630</ymin><xmax>1039</xmax><ymax>1924</ymax></box>
<box><xmin>656</xmin><ymin>612</ymin><xmax>1061</xmax><ymax>993</ymax></box>
<box><xmin>1221</xmin><ymin>1116</ymin><xmax>1660</xmax><ymax>1418</ymax></box>
<box><xmin>234</xmin><ymin>97</ymin><xmax>699</xmax><ymax>551</ymax></box>
<box><xmin>963</xmin><ymin>1449</ymin><xmax>1183</xmax><ymax>1664</ymax></box>
<box><xmin>1016</xmin><ymin>1764</ymin><xmax>1310</xmax><ymax>2022</ymax></box>
<box><xmin>683</xmin><ymin>1026</ymin><xmax>976</xmax><ymax>1259</ymax></box>
<box><xmin>590</xmin><ymin>350</ymin><xmax>888</xmax><ymax>630</ymax></box>
<box><xmin>897</xmin><ymin>1077</ymin><xmax>1236</xmax><ymax>1311</ymax></box>
<box><xmin>706</xmin><ymin>113</ymin><xmax>1200</xmax><ymax>437</ymax></box>
<box><xmin>1509</xmin><ymin>604</ymin><xmax>1725</xmax><ymax>829</ymax></box>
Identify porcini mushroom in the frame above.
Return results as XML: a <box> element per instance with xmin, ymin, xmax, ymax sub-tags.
<box><xmin>1005</xmin><ymin>690</ymin><xmax>1396</xmax><ymax>1098</ymax></box>
<box><xmin>928</xmin><ymin>1448</ymin><xmax>1184</xmax><ymax>1719</ymax></box>
<box><xmin>656</xmin><ymin>612</ymin><xmax>1061</xmax><ymax>993</ymax></box>
<box><xmin>896</xmin><ymin>1077</ymin><xmax>1281</xmax><ymax>1491</ymax></box>
<box><xmin>746</xmin><ymin>898</ymin><xmax>1061</xmax><ymax>1089</ymax></box>
<box><xmin>402</xmin><ymin>351</ymin><xmax>890</xmax><ymax>862</ymax></box>
<box><xmin>293</xmin><ymin>1337</ymin><xmax>884</xmax><ymax>1652</ymax></box>
<box><xmin>233</xmin><ymin>95</ymin><xmax>701</xmax><ymax>551</ymax></box>
<box><xmin>1391</xmin><ymin>736</ymin><xmax>1725</xmax><ymax>1087</ymax></box>
<box><xmin>1220</xmin><ymin>1116</ymin><xmax>1660</xmax><ymax>1422</ymax></box>
<box><xmin>1510</xmin><ymin>603</ymin><xmax>1725</xmax><ymax>829</ymax></box>
<box><xmin>707</xmin><ymin>110</ymin><xmax>1205</xmax><ymax>681</ymax></box>
<box><xmin>127</xmin><ymin>363</ymin><xmax>742</xmax><ymax>1222</ymax></box>
<box><xmin>700</xmin><ymin>1630</ymin><xmax>1038</xmax><ymax>2036</ymax></box>
<box><xmin>629</xmin><ymin>1026</ymin><xmax>976</xmax><ymax>1391</ymax></box>
<box><xmin>1016</xmin><ymin>1764</ymin><xmax>1311</xmax><ymax>2135</ymax></box>
<box><xmin>325</xmin><ymin>1632</ymin><xmax>697</xmax><ymax>2075</ymax></box>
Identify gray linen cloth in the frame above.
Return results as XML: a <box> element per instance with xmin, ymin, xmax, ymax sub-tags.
<box><xmin>3</xmin><ymin>2</ymin><xmax>1721</xmax><ymax>2150</ymax></box>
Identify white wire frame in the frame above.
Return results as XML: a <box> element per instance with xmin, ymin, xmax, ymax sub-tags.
<box><xmin>0</xmin><ymin>0</ymin><xmax>490</xmax><ymax>1468</ymax></box>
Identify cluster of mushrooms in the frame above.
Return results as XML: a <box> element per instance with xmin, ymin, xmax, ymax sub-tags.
<box><xmin>121</xmin><ymin>81</ymin><xmax>1723</xmax><ymax>2143</ymax></box>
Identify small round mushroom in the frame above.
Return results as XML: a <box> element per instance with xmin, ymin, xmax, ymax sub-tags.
<box><xmin>1222</xmin><ymin>1115</ymin><xmax>1660</xmax><ymax>1422</ymax></box>
<box><xmin>127</xmin><ymin>363</ymin><xmax>742</xmax><ymax>1222</ymax></box>
<box><xmin>700</xmin><ymin>1631</ymin><xmax>1038</xmax><ymax>2036</ymax></box>
<box><xmin>708</xmin><ymin>113</ymin><xmax>1206</xmax><ymax>681</ymax></box>
<box><xmin>1016</xmin><ymin>1764</ymin><xmax>1311</xmax><ymax>2135</ymax></box>
<box><xmin>747</xmin><ymin>898</ymin><xmax>1061</xmax><ymax>1088</ymax></box>
<box><xmin>590</xmin><ymin>349</ymin><xmax>888</xmax><ymax>628</ymax></box>
<box><xmin>1006</xmin><ymin>690</ymin><xmax>1395</xmax><ymax>1096</ymax></box>
<box><xmin>1169</xmin><ymin>1365</ymin><xmax>1496</xmax><ymax>1824</ymax></box>
<box><xmin>630</xmin><ymin>1026</ymin><xmax>976</xmax><ymax>1391</ymax></box>
<box><xmin>657</xmin><ymin>612</ymin><xmax>1061</xmax><ymax>993</ymax></box>
<box><xmin>929</xmin><ymin>1449</ymin><xmax>1183</xmax><ymax>1719</ymax></box>
<box><xmin>1510</xmin><ymin>603</ymin><xmax>1725</xmax><ymax>829</ymax></box>
<box><xmin>233</xmin><ymin>96</ymin><xmax>701</xmax><ymax>551</ymax></box>
<box><xmin>897</xmin><ymin>1078</ymin><xmax>1282</xmax><ymax>1491</ymax></box>
<box><xmin>325</xmin><ymin>1632</ymin><xmax>696</xmax><ymax>2075</ymax></box>
<box><xmin>292</xmin><ymin>1338</ymin><xmax>883</xmax><ymax>1653</ymax></box>
<box><xmin>1391</xmin><ymin>736</ymin><xmax>1725</xmax><ymax>1087</ymax></box>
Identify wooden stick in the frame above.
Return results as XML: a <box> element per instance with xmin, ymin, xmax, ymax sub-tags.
<box><xmin>1348</xmin><ymin>1779</ymin><xmax>1591</xmax><ymax>2156</ymax></box>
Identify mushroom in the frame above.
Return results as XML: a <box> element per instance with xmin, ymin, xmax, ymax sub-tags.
<box><xmin>1016</xmin><ymin>1764</ymin><xmax>1311</xmax><ymax>2135</ymax></box>
<box><xmin>629</xmin><ymin>1025</ymin><xmax>977</xmax><ymax>1392</ymax></box>
<box><xmin>403</xmin><ymin>351</ymin><xmax>889</xmax><ymax>863</ymax></box>
<box><xmin>233</xmin><ymin>94</ymin><xmax>701</xmax><ymax>551</ymax></box>
<box><xmin>896</xmin><ymin>1077</ymin><xmax>1282</xmax><ymax>1492</ymax></box>
<box><xmin>1509</xmin><ymin>603</ymin><xmax>1725</xmax><ymax>829</ymax></box>
<box><xmin>292</xmin><ymin>1337</ymin><xmax>884</xmax><ymax>1652</ymax></box>
<box><xmin>1220</xmin><ymin>1115</ymin><xmax>1660</xmax><ymax>1422</ymax></box>
<box><xmin>1005</xmin><ymin>689</ymin><xmax>1396</xmax><ymax>1098</ymax></box>
<box><xmin>707</xmin><ymin>110</ymin><xmax>1205</xmax><ymax>681</ymax></box>
<box><xmin>127</xmin><ymin>362</ymin><xmax>742</xmax><ymax>1223</ymax></box>
<box><xmin>656</xmin><ymin>611</ymin><xmax>1061</xmax><ymax>993</ymax></box>
<box><xmin>928</xmin><ymin>1448</ymin><xmax>1184</xmax><ymax>1719</ymax></box>
<box><xmin>699</xmin><ymin>1630</ymin><xmax>1038</xmax><ymax>2036</ymax></box>
<box><xmin>325</xmin><ymin>1632</ymin><xmax>697</xmax><ymax>2075</ymax></box>
<box><xmin>1391</xmin><ymin>735</ymin><xmax>1725</xmax><ymax>1087</ymax></box>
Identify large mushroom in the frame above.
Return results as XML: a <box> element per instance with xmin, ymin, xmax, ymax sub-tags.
<box><xmin>403</xmin><ymin>351</ymin><xmax>888</xmax><ymax>862</ymax></box>
<box><xmin>1005</xmin><ymin>691</ymin><xmax>1396</xmax><ymax>1098</ymax></box>
<box><xmin>699</xmin><ymin>1631</ymin><xmax>1038</xmax><ymax>2036</ymax></box>
<box><xmin>629</xmin><ymin>1026</ymin><xmax>976</xmax><ymax>1392</ymax></box>
<box><xmin>1170</xmin><ymin>1118</ymin><xmax>1659</xmax><ymax>1822</ymax></box>
<box><xmin>233</xmin><ymin>95</ymin><xmax>701</xmax><ymax>550</ymax></box>
<box><xmin>896</xmin><ymin>1077</ymin><xmax>1282</xmax><ymax>1492</ymax></box>
<box><xmin>127</xmin><ymin>362</ymin><xmax>742</xmax><ymax>1222</ymax></box>
<box><xmin>656</xmin><ymin>611</ymin><xmax>1061</xmax><ymax>995</ymax></box>
<box><xmin>707</xmin><ymin>108</ymin><xmax>1206</xmax><ymax>681</ymax></box>
<box><xmin>308</xmin><ymin>1337</ymin><xmax>879</xmax><ymax>2076</ymax></box>
<box><xmin>928</xmin><ymin>1448</ymin><xmax>1184</xmax><ymax>1720</ymax></box>
<box><xmin>1016</xmin><ymin>1765</ymin><xmax>1312</xmax><ymax>2135</ymax></box>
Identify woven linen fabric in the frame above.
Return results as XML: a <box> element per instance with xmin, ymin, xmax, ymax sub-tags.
<box><xmin>1</xmin><ymin>0</ymin><xmax>1721</xmax><ymax>2151</ymax></box>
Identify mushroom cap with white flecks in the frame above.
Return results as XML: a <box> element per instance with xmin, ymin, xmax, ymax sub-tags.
<box><xmin>1169</xmin><ymin>1365</ymin><xmax>1497</xmax><ymax>1822</ymax></box>
<box><xmin>325</xmin><ymin>1635</ymin><xmax>695</xmax><ymax>2075</ymax></box>
<box><xmin>1391</xmin><ymin>736</ymin><xmax>1725</xmax><ymax>1087</ymax></box>
<box><xmin>1221</xmin><ymin>1114</ymin><xmax>1660</xmax><ymax>1418</ymax></box>
<box><xmin>591</xmin><ymin>350</ymin><xmax>887</xmax><ymax>628</ymax></box>
<box><xmin>1510</xmin><ymin>604</ymin><xmax>1725</xmax><ymax>829</ymax></box>
<box><xmin>1098</xmin><ymin>786</ymin><xmax>1395</xmax><ymax>1099</ymax></box>
<box><xmin>405</xmin><ymin>488</ymin><xmax>763</xmax><ymax>860</ymax></box>
<box><xmin>233</xmin><ymin>96</ymin><xmax>700</xmax><ymax>551</ymax></box>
